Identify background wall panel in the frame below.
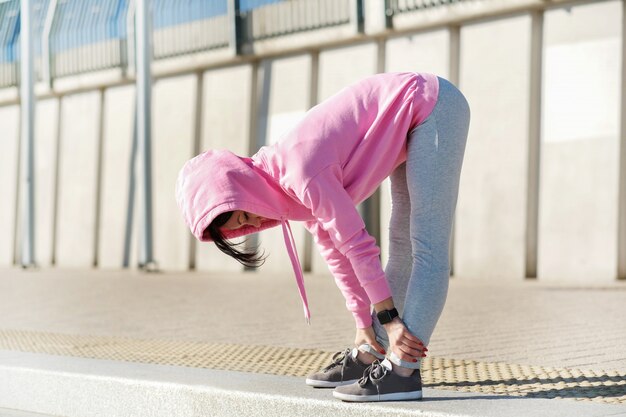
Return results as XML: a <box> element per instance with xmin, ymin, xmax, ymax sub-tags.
<box><xmin>538</xmin><ymin>1</ymin><xmax>621</xmax><ymax>282</ymax></box>
<box><xmin>55</xmin><ymin>92</ymin><xmax>101</xmax><ymax>267</ymax></box>
<box><xmin>99</xmin><ymin>85</ymin><xmax>135</xmax><ymax>269</ymax></box>
<box><xmin>0</xmin><ymin>106</ymin><xmax>19</xmax><ymax>266</ymax></box>
<box><xmin>455</xmin><ymin>15</ymin><xmax>532</xmax><ymax>280</ymax></box>
<box><xmin>152</xmin><ymin>75</ymin><xmax>197</xmax><ymax>271</ymax></box>
<box><xmin>34</xmin><ymin>99</ymin><xmax>60</xmax><ymax>267</ymax></box>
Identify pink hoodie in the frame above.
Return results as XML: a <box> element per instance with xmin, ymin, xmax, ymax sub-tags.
<box><xmin>176</xmin><ymin>72</ymin><xmax>439</xmax><ymax>328</ymax></box>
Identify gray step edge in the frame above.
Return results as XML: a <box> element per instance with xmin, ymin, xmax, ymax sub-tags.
<box><xmin>0</xmin><ymin>349</ymin><xmax>624</xmax><ymax>417</ymax></box>
<box><xmin>0</xmin><ymin>408</ymin><xmax>61</xmax><ymax>417</ymax></box>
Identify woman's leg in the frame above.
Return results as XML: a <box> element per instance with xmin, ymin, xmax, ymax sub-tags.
<box><xmin>393</xmin><ymin>77</ymin><xmax>470</xmax><ymax>369</ymax></box>
<box><xmin>333</xmin><ymin>78</ymin><xmax>469</xmax><ymax>402</ymax></box>
<box><xmin>367</xmin><ymin>77</ymin><xmax>469</xmax><ymax>368</ymax></box>
<box><xmin>370</xmin><ymin>163</ymin><xmax>413</xmax><ymax>351</ymax></box>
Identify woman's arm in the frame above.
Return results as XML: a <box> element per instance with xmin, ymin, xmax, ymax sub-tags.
<box><xmin>304</xmin><ymin>220</ymin><xmax>372</xmax><ymax>328</ymax></box>
<box><xmin>374</xmin><ymin>297</ymin><xmax>427</xmax><ymax>363</ymax></box>
<box><xmin>299</xmin><ymin>167</ymin><xmax>426</xmax><ymax>363</ymax></box>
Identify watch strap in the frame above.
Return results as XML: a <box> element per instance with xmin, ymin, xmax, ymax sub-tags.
<box><xmin>376</xmin><ymin>307</ymin><xmax>399</xmax><ymax>325</ymax></box>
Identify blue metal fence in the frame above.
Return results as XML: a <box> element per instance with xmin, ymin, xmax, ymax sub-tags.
<box><xmin>49</xmin><ymin>0</ymin><xmax>130</xmax><ymax>78</ymax></box>
<box><xmin>0</xmin><ymin>0</ymin><xmax>50</xmax><ymax>87</ymax></box>
<box><xmin>239</xmin><ymin>0</ymin><xmax>353</xmax><ymax>42</ymax></box>
<box><xmin>0</xmin><ymin>1</ymin><xmax>19</xmax><ymax>86</ymax></box>
<box><xmin>152</xmin><ymin>0</ymin><xmax>229</xmax><ymax>60</ymax></box>
<box><xmin>385</xmin><ymin>0</ymin><xmax>465</xmax><ymax>15</ymax></box>
<box><xmin>0</xmin><ymin>0</ymin><xmax>436</xmax><ymax>88</ymax></box>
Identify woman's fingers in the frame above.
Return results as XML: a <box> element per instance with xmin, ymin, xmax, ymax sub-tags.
<box><xmin>401</xmin><ymin>334</ymin><xmax>427</xmax><ymax>351</ymax></box>
<box><xmin>391</xmin><ymin>322</ymin><xmax>426</xmax><ymax>349</ymax></box>
<box><xmin>354</xmin><ymin>326</ymin><xmax>387</xmax><ymax>355</ymax></box>
<box><xmin>394</xmin><ymin>346</ymin><xmax>423</xmax><ymax>362</ymax></box>
<box><xmin>369</xmin><ymin>339</ymin><xmax>387</xmax><ymax>355</ymax></box>
<box><xmin>398</xmin><ymin>342</ymin><xmax>426</xmax><ymax>358</ymax></box>
<box><xmin>402</xmin><ymin>330</ymin><xmax>427</xmax><ymax>347</ymax></box>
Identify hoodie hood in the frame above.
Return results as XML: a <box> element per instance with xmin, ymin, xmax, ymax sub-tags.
<box><xmin>176</xmin><ymin>149</ymin><xmax>295</xmax><ymax>241</ymax></box>
<box><xmin>175</xmin><ymin>149</ymin><xmax>312</xmax><ymax>323</ymax></box>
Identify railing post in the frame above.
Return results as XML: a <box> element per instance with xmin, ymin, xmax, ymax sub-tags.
<box><xmin>123</xmin><ymin>106</ymin><xmax>137</xmax><ymax>269</ymax></box>
<box><xmin>41</xmin><ymin>0</ymin><xmax>58</xmax><ymax>87</ymax></box>
<box><xmin>384</xmin><ymin>0</ymin><xmax>395</xmax><ymax>29</ymax></box>
<box><xmin>618</xmin><ymin>0</ymin><xmax>626</xmax><ymax>280</ymax></box>
<box><xmin>350</xmin><ymin>0</ymin><xmax>365</xmax><ymax>34</ymax></box>
<box><xmin>20</xmin><ymin>0</ymin><xmax>36</xmax><ymax>268</ymax></box>
<box><xmin>126</xmin><ymin>0</ymin><xmax>136</xmax><ymax>75</ymax></box>
<box><xmin>135</xmin><ymin>0</ymin><xmax>157</xmax><ymax>271</ymax></box>
<box><xmin>189</xmin><ymin>70</ymin><xmax>204</xmax><ymax>270</ymax></box>
<box><xmin>525</xmin><ymin>10</ymin><xmax>543</xmax><ymax>280</ymax></box>
<box><xmin>228</xmin><ymin>0</ymin><xmax>243</xmax><ymax>55</ymax></box>
<box><xmin>303</xmin><ymin>51</ymin><xmax>320</xmax><ymax>272</ymax></box>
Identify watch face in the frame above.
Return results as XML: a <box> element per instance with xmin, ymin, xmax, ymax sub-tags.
<box><xmin>377</xmin><ymin>310</ymin><xmax>392</xmax><ymax>324</ymax></box>
<box><xmin>377</xmin><ymin>308</ymin><xmax>398</xmax><ymax>324</ymax></box>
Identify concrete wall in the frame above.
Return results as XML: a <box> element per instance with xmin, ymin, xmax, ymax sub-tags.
<box><xmin>152</xmin><ymin>75</ymin><xmax>197</xmax><ymax>271</ymax></box>
<box><xmin>455</xmin><ymin>15</ymin><xmax>532</xmax><ymax>280</ymax></box>
<box><xmin>34</xmin><ymin>99</ymin><xmax>59</xmax><ymax>267</ymax></box>
<box><xmin>257</xmin><ymin>55</ymin><xmax>311</xmax><ymax>273</ymax></box>
<box><xmin>55</xmin><ymin>91</ymin><xmax>102</xmax><ymax>268</ymax></box>
<box><xmin>318</xmin><ymin>43</ymin><xmax>378</xmax><ymax>101</ymax></box>
<box><xmin>0</xmin><ymin>106</ymin><xmax>19</xmax><ymax>266</ymax></box>
<box><xmin>99</xmin><ymin>85</ymin><xmax>135</xmax><ymax>269</ymax></box>
<box><xmin>1</xmin><ymin>0</ymin><xmax>623</xmax><ymax>283</ymax></box>
<box><xmin>537</xmin><ymin>0</ymin><xmax>621</xmax><ymax>282</ymax></box>
<box><xmin>385</xmin><ymin>29</ymin><xmax>451</xmax><ymax>76</ymax></box>
<box><xmin>195</xmin><ymin>65</ymin><xmax>253</xmax><ymax>273</ymax></box>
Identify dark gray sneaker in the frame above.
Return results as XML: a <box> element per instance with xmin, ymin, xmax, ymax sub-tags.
<box><xmin>305</xmin><ymin>348</ymin><xmax>370</xmax><ymax>388</ymax></box>
<box><xmin>333</xmin><ymin>359</ymin><xmax>423</xmax><ymax>402</ymax></box>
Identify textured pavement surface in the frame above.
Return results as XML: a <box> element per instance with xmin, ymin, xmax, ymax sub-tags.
<box><xmin>3</xmin><ymin>349</ymin><xmax>626</xmax><ymax>417</ymax></box>
<box><xmin>1</xmin><ymin>267</ymin><xmax>625</xmax><ymax>373</ymax></box>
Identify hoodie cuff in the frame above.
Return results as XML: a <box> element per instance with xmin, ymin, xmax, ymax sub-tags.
<box><xmin>353</xmin><ymin>307</ymin><xmax>374</xmax><ymax>329</ymax></box>
<box><xmin>361</xmin><ymin>275</ymin><xmax>393</xmax><ymax>306</ymax></box>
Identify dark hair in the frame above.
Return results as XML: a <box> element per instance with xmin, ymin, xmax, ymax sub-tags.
<box><xmin>204</xmin><ymin>211</ymin><xmax>266</xmax><ymax>268</ymax></box>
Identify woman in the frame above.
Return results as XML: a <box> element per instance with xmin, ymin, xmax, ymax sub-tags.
<box><xmin>176</xmin><ymin>72</ymin><xmax>470</xmax><ymax>402</ymax></box>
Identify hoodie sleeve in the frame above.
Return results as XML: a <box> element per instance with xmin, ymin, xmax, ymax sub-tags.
<box><xmin>304</xmin><ymin>220</ymin><xmax>373</xmax><ymax>328</ymax></box>
<box><xmin>298</xmin><ymin>164</ymin><xmax>393</xmax><ymax>320</ymax></box>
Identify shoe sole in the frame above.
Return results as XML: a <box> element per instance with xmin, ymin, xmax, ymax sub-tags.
<box><xmin>305</xmin><ymin>378</ymin><xmax>360</xmax><ymax>388</ymax></box>
<box><xmin>332</xmin><ymin>390</ymin><xmax>423</xmax><ymax>402</ymax></box>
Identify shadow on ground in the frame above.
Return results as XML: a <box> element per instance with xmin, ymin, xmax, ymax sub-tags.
<box><xmin>426</xmin><ymin>374</ymin><xmax>626</xmax><ymax>402</ymax></box>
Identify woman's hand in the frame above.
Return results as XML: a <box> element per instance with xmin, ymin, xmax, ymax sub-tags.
<box><xmin>384</xmin><ymin>317</ymin><xmax>427</xmax><ymax>362</ymax></box>
<box><xmin>354</xmin><ymin>326</ymin><xmax>387</xmax><ymax>356</ymax></box>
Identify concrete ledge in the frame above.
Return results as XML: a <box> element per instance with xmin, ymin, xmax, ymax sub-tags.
<box><xmin>1</xmin><ymin>350</ymin><xmax>625</xmax><ymax>417</ymax></box>
<box><xmin>0</xmin><ymin>408</ymin><xmax>57</xmax><ymax>417</ymax></box>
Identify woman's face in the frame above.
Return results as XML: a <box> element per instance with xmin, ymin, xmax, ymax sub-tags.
<box><xmin>221</xmin><ymin>210</ymin><xmax>267</xmax><ymax>231</ymax></box>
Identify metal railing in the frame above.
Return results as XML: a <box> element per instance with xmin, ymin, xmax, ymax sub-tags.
<box><xmin>49</xmin><ymin>0</ymin><xmax>130</xmax><ymax>79</ymax></box>
<box><xmin>239</xmin><ymin>0</ymin><xmax>354</xmax><ymax>42</ymax></box>
<box><xmin>386</xmin><ymin>0</ymin><xmax>464</xmax><ymax>14</ymax></box>
<box><xmin>152</xmin><ymin>0</ymin><xmax>229</xmax><ymax>60</ymax></box>
<box><xmin>0</xmin><ymin>1</ymin><xmax>19</xmax><ymax>87</ymax></box>
<box><xmin>0</xmin><ymin>0</ymin><xmax>50</xmax><ymax>88</ymax></box>
<box><xmin>384</xmin><ymin>0</ymin><xmax>468</xmax><ymax>28</ymax></box>
<box><xmin>0</xmin><ymin>0</ymin><xmax>364</xmax><ymax>88</ymax></box>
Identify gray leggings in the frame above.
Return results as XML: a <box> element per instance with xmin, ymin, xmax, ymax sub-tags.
<box><xmin>371</xmin><ymin>77</ymin><xmax>470</xmax><ymax>369</ymax></box>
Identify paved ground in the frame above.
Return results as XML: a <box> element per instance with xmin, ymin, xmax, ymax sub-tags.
<box><xmin>3</xmin><ymin>350</ymin><xmax>626</xmax><ymax>417</ymax></box>
<box><xmin>1</xmin><ymin>267</ymin><xmax>625</xmax><ymax>373</ymax></box>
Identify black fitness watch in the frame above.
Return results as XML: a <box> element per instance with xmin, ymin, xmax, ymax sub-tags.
<box><xmin>376</xmin><ymin>308</ymin><xmax>399</xmax><ymax>325</ymax></box>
